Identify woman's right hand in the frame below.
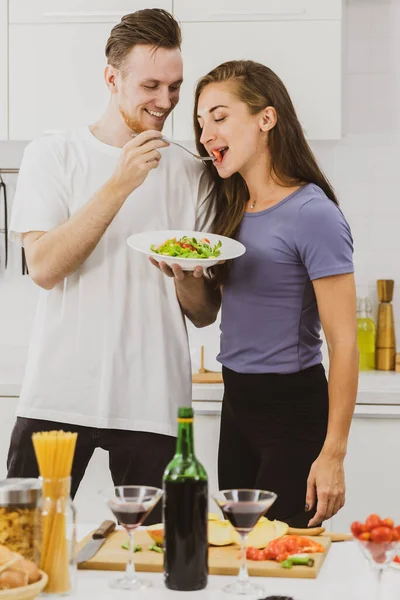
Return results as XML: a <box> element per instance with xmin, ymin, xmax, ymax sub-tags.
<box><xmin>110</xmin><ymin>130</ymin><xmax>169</xmax><ymax>197</ymax></box>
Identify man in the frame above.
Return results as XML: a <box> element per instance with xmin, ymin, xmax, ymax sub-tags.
<box><xmin>7</xmin><ymin>9</ymin><xmax>215</xmax><ymax>523</ymax></box>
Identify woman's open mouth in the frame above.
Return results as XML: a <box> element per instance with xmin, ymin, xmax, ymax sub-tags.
<box><xmin>211</xmin><ymin>147</ymin><xmax>229</xmax><ymax>164</ymax></box>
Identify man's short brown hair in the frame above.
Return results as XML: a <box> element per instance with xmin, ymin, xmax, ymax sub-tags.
<box><xmin>105</xmin><ymin>8</ymin><xmax>182</xmax><ymax>71</ymax></box>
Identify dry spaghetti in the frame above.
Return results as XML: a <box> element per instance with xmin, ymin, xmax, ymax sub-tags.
<box><xmin>32</xmin><ymin>431</ymin><xmax>77</xmax><ymax>595</ymax></box>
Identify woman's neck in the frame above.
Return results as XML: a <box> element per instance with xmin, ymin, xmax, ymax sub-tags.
<box><xmin>241</xmin><ymin>152</ymin><xmax>301</xmax><ymax>212</ymax></box>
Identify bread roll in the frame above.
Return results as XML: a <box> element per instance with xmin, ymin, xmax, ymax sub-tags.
<box><xmin>0</xmin><ymin>568</ymin><xmax>29</xmax><ymax>589</ymax></box>
<box><xmin>11</xmin><ymin>558</ymin><xmax>41</xmax><ymax>584</ymax></box>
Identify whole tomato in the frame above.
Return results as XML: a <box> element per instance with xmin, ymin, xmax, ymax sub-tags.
<box><xmin>351</xmin><ymin>521</ymin><xmax>364</xmax><ymax>537</ymax></box>
<box><xmin>370</xmin><ymin>526</ymin><xmax>392</xmax><ymax>543</ymax></box>
<box><xmin>381</xmin><ymin>518</ymin><xmax>394</xmax><ymax>529</ymax></box>
<box><xmin>391</xmin><ymin>529</ymin><xmax>400</xmax><ymax>542</ymax></box>
<box><xmin>365</xmin><ymin>514</ymin><xmax>382</xmax><ymax>531</ymax></box>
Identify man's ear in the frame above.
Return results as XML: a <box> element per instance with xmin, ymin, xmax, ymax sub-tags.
<box><xmin>104</xmin><ymin>64</ymin><xmax>119</xmax><ymax>94</ymax></box>
<box><xmin>259</xmin><ymin>106</ymin><xmax>277</xmax><ymax>132</ymax></box>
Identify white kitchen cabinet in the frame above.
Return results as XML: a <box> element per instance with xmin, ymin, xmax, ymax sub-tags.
<box><xmin>193</xmin><ymin>406</ymin><xmax>221</xmax><ymax>507</ymax></box>
<box><xmin>330</xmin><ymin>407</ymin><xmax>400</xmax><ymax>532</ymax></box>
<box><xmin>173</xmin><ymin>20</ymin><xmax>342</xmax><ymax>141</ymax></box>
<box><xmin>0</xmin><ymin>0</ymin><xmax>7</xmax><ymax>140</ymax></box>
<box><xmin>8</xmin><ymin>0</ymin><xmax>173</xmax><ymax>140</ymax></box>
<box><xmin>9</xmin><ymin>1</ymin><xmax>172</xmax><ymax>23</ymax></box>
<box><xmin>174</xmin><ymin>0</ymin><xmax>343</xmax><ymax>22</ymax></box>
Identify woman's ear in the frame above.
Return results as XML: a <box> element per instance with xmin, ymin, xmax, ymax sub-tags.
<box><xmin>259</xmin><ymin>106</ymin><xmax>277</xmax><ymax>132</ymax></box>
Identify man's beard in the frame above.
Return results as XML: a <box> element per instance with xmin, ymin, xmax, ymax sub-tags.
<box><xmin>119</xmin><ymin>105</ymin><xmax>171</xmax><ymax>134</ymax></box>
<box><xmin>119</xmin><ymin>107</ymin><xmax>146</xmax><ymax>134</ymax></box>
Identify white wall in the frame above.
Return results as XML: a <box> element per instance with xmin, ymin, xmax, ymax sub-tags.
<box><xmin>1</xmin><ymin>0</ymin><xmax>400</xmax><ymax>369</ymax></box>
<box><xmin>189</xmin><ymin>0</ymin><xmax>400</xmax><ymax>366</ymax></box>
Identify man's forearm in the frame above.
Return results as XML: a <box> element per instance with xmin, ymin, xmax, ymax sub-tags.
<box><xmin>322</xmin><ymin>343</ymin><xmax>359</xmax><ymax>458</ymax></box>
<box><xmin>26</xmin><ymin>179</ymin><xmax>128</xmax><ymax>289</ymax></box>
<box><xmin>175</xmin><ymin>275</ymin><xmax>221</xmax><ymax>328</ymax></box>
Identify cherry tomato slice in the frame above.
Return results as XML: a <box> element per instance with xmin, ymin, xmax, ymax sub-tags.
<box><xmin>212</xmin><ymin>149</ymin><xmax>223</xmax><ymax>163</ymax></box>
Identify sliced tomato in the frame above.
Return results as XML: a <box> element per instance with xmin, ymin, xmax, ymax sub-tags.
<box><xmin>284</xmin><ymin>538</ymin><xmax>301</xmax><ymax>553</ymax></box>
<box><xmin>394</xmin><ymin>555</ymin><xmax>400</xmax><ymax>564</ymax></box>
<box><xmin>246</xmin><ymin>547</ymin><xmax>264</xmax><ymax>561</ymax></box>
<box><xmin>212</xmin><ymin>149</ymin><xmax>223</xmax><ymax>163</ymax></box>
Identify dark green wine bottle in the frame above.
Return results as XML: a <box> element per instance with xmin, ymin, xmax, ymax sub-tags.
<box><xmin>163</xmin><ymin>406</ymin><xmax>208</xmax><ymax>591</ymax></box>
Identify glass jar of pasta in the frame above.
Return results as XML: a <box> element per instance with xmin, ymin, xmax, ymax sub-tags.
<box><xmin>40</xmin><ymin>476</ymin><xmax>77</xmax><ymax>596</ymax></box>
<box><xmin>0</xmin><ymin>478</ymin><xmax>42</xmax><ymax>563</ymax></box>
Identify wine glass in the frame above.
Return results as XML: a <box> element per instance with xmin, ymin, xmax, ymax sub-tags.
<box><xmin>101</xmin><ymin>485</ymin><xmax>163</xmax><ymax>590</ymax></box>
<box><xmin>213</xmin><ymin>489</ymin><xmax>277</xmax><ymax>597</ymax></box>
<box><xmin>354</xmin><ymin>537</ymin><xmax>399</xmax><ymax>600</ymax></box>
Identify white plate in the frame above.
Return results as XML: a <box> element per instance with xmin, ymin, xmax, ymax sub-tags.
<box><xmin>127</xmin><ymin>230</ymin><xmax>246</xmax><ymax>270</ymax></box>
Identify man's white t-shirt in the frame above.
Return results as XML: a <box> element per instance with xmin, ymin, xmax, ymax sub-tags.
<box><xmin>10</xmin><ymin>127</ymin><xmax>214</xmax><ymax>437</ymax></box>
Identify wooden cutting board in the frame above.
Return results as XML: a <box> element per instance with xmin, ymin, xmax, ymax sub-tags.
<box><xmin>77</xmin><ymin>529</ymin><xmax>331</xmax><ymax>579</ymax></box>
<box><xmin>192</xmin><ymin>371</ymin><xmax>223</xmax><ymax>383</ymax></box>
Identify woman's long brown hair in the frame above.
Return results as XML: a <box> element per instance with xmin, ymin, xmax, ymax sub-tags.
<box><xmin>194</xmin><ymin>60</ymin><xmax>338</xmax><ymax>243</ymax></box>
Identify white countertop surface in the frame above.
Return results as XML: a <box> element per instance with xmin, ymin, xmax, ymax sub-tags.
<box><xmin>73</xmin><ymin>525</ymin><xmax>399</xmax><ymax>600</ymax></box>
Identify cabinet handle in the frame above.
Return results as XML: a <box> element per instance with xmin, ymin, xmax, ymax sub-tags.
<box><xmin>210</xmin><ymin>9</ymin><xmax>306</xmax><ymax>17</ymax></box>
<box><xmin>43</xmin><ymin>11</ymin><xmax>127</xmax><ymax>19</ymax></box>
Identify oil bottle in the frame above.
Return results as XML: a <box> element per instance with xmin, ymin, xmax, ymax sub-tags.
<box><xmin>357</xmin><ymin>297</ymin><xmax>376</xmax><ymax>370</ymax></box>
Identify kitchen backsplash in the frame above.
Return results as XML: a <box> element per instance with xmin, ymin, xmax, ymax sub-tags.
<box><xmin>1</xmin><ymin>0</ymin><xmax>400</xmax><ymax>370</ymax></box>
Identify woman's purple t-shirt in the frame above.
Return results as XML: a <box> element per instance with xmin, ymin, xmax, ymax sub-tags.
<box><xmin>217</xmin><ymin>184</ymin><xmax>354</xmax><ymax>374</ymax></box>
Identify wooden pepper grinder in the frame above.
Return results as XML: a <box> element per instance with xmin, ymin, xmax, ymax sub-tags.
<box><xmin>376</xmin><ymin>280</ymin><xmax>396</xmax><ymax>370</ymax></box>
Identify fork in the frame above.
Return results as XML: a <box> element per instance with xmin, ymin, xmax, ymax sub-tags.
<box><xmin>131</xmin><ymin>132</ymin><xmax>214</xmax><ymax>161</ymax></box>
<box><xmin>162</xmin><ymin>136</ymin><xmax>214</xmax><ymax>161</ymax></box>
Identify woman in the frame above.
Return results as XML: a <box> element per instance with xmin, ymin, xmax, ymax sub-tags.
<box><xmin>152</xmin><ymin>60</ymin><xmax>358</xmax><ymax>528</ymax></box>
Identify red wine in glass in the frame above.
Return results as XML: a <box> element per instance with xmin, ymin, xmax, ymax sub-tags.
<box><xmin>108</xmin><ymin>502</ymin><xmax>151</xmax><ymax>530</ymax></box>
<box><xmin>101</xmin><ymin>485</ymin><xmax>163</xmax><ymax>591</ymax></box>
<box><xmin>221</xmin><ymin>501</ymin><xmax>270</xmax><ymax>534</ymax></box>
<box><xmin>213</xmin><ymin>489</ymin><xmax>277</xmax><ymax>597</ymax></box>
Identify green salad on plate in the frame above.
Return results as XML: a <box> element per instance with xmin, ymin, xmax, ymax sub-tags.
<box><xmin>150</xmin><ymin>236</ymin><xmax>222</xmax><ymax>259</ymax></box>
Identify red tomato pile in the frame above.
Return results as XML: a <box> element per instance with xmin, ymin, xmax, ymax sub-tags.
<box><xmin>246</xmin><ymin>535</ymin><xmax>325</xmax><ymax>563</ymax></box>
<box><xmin>351</xmin><ymin>514</ymin><xmax>400</xmax><ymax>543</ymax></box>
<box><xmin>351</xmin><ymin>514</ymin><xmax>400</xmax><ymax>564</ymax></box>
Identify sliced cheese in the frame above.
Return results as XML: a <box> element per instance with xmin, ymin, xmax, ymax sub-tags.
<box><xmin>208</xmin><ymin>520</ymin><xmax>235</xmax><ymax>546</ymax></box>
<box><xmin>232</xmin><ymin>519</ymin><xmax>289</xmax><ymax>548</ymax></box>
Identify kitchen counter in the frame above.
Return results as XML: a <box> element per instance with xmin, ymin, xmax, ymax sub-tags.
<box><xmin>192</xmin><ymin>371</ymin><xmax>400</xmax><ymax>404</ymax></box>
<box><xmin>2</xmin><ymin>343</ymin><xmax>400</xmax><ymax>407</ymax></box>
<box><xmin>71</xmin><ymin>525</ymin><xmax>399</xmax><ymax>600</ymax></box>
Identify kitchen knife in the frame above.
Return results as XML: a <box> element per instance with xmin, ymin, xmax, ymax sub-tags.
<box><xmin>76</xmin><ymin>520</ymin><xmax>116</xmax><ymax>564</ymax></box>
